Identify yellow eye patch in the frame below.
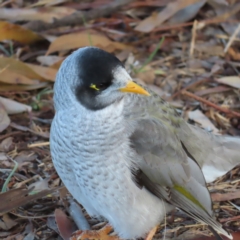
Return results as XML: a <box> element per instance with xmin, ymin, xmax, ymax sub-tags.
<box><xmin>90</xmin><ymin>84</ymin><xmax>99</xmax><ymax>91</ymax></box>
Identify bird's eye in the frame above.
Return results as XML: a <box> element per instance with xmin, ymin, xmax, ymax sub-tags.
<box><xmin>96</xmin><ymin>83</ymin><xmax>107</xmax><ymax>89</ymax></box>
<box><xmin>90</xmin><ymin>82</ymin><xmax>110</xmax><ymax>91</ymax></box>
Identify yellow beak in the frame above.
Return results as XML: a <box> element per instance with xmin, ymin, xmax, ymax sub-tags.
<box><xmin>119</xmin><ymin>81</ymin><xmax>150</xmax><ymax>96</ymax></box>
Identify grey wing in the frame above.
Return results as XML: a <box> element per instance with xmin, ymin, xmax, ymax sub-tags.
<box><xmin>123</xmin><ymin>93</ymin><xmax>232</xmax><ymax>239</ymax></box>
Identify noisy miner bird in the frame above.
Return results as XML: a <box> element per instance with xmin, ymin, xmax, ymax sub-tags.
<box><xmin>50</xmin><ymin>47</ymin><xmax>240</xmax><ymax>240</ymax></box>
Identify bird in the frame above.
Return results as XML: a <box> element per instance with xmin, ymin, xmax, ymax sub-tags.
<box><xmin>50</xmin><ymin>46</ymin><xmax>239</xmax><ymax>240</ymax></box>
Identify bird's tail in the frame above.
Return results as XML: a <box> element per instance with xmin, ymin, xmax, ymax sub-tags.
<box><xmin>179</xmin><ymin>123</ymin><xmax>240</xmax><ymax>183</ymax></box>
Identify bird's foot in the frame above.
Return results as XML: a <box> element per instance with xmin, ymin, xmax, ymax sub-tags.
<box><xmin>144</xmin><ymin>226</ymin><xmax>158</xmax><ymax>240</ymax></box>
<box><xmin>70</xmin><ymin>224</ymin><xmax>120</xmax><ymax>240</ymax></box>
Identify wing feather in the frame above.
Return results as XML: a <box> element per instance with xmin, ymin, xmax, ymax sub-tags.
<box><xmin>124</xmin><ymin>92</ymin><xmax>232</xmax><ymax>239</ymax></box>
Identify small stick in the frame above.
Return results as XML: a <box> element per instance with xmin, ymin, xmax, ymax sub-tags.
<box><xmin>190</xmin><ymin>20</ymin><xmax>198</xmax><ymax>57</ymax></box>
<box><xmin>28</xmin><ymin>142</ymin><xmax>50</xmax><ymax>148</ymax></box>
<box><xmin>168</xmin><ymin>78</ymin><xmax>209</xmax><ymax>100</ymax></box>
<box><xmin>181</xmin><ymin>90</ymin><xmax>240</xmax><ymax>118</ymax></box>
<box><xmin>219</xmin><ymin>215</ymin><xmax>240</xmax><ymax>223</ymax></box>
<box><xmin>224</xmin><ymin>23</ymin><xmax>240</xmax><ymax>53</ymax></box>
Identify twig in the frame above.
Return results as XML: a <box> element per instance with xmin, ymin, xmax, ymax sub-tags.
<box><xmin>169</xmin><ymin>65</ymin><xmax>222</xmax><ymax>101</ymax></box>
<box><xmin>168</xmin><ymin>78</ymin><xmax>209</xmax><ymax>100</ymax></box>
<box><xmin>28</xmin><ymin>142</ymin><xmax>50</xmax><ymax>148</ymax></box>
<box><xmin>10</xmin><ymin>211</ymin><xmax>54</xmax><ymax>219</ymax></box>
<box><xmin>211</xmin><ymin>191</ymin><xmax>240</xmax><ymax>202</ymax></box>
<box><xmin>190</xmin><ymin>20</ymin><xmax>198</xmax><ymax>57</ymax></box>
<box><xmin>0</xmin><ymin>186</ymin><xmax>63</xmax><ymax>214</ymax></box>
<box><xmin>166</xmin><ymin>223</ymin><xmax>205</xmax><ymax>233</ymax></box>
<box><xmin>0</xmin><ymin>131</ymin><xmax>22</xmax><ymax>141</ymax></box>
<box><xmin>181</xmin><ymin>90</ymin><xmax>240</xmax><ymax>118</ymax></box>
<box><xmin>224</xmin><ymin>23</ymin><xmax>240</xmax><ymax>53</ymax></box>
<box><xmin>219</xmin><ymin>215</ymin><xmax>240</xmax><ymax>223</ymax></box>
<box><xmin>25</xmin><ymin>0</ymin><xmax>135</xmax><ymax>32</ymax></box>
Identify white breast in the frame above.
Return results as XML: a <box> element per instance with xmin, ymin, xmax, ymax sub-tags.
<box><xmin>50</xmin><ymin>100</ymin><xmax>169</xmax><ymax>239</ymax></box>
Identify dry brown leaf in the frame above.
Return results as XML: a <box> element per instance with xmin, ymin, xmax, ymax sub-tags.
<box><xmin>55</xmin><ymin>209</ymin><xmax>75</xmax><ymax>240</ymax></box>
<box><xmin>195</xmin><ymin>86</ymin><xmax>231</xmax><ymax>96</ymax></box>
<box><xmin>22</xmin><ymin>224</ymin><xmax>35</xmax><ymax>240</ymax></box>
<box><xmin>194</xmin><ymin>44</ymin><xmax>224</xmax><ymax>56</ymax></box>
<box><xmin>135</xmin><ymin>0</ymin><xmax>203</xmax><ymax>32</ymax></box>
<box><xmin>0</xmin><ymin>57</ymin><xmax>56</xmax><ymax>82</ymax></box>
<box><xmin>10</xmin><ymin>122</ymin><xmax>50</xmax><ymax>139</ymax></box>
<box><xmin>37</xmin><ymin>55</ymin><xmax>64</xmax><ymax>66</ymax></box>
<box><xmin>0</xmin><ymin>96</ymin><xmax>32</xmax><ymax>114</ymax></box>
<box><xmin>209</xmin><ymin>1</ymin><xmax>240</xmax><ymax>38</ymax></box>
<box><xmin>0</xmin><ymin>104</ymin><xmax>10</xmax><ymax>133</ymax></box>
<box><xmin>0</xmin><ymin>152</ymin><xmax>8</xmax><ymax>161</ymax></box>
<box><xmin>0</xmin><ymin>137</ymin><xmax>13</xmax><ymax>152</ymax></box>
<box><xmin>30</xmin><ymin>0</ymin><xmax>68</xmax><ymax>7</ymax></box>
<box><xmin>0</xmin><ymin>187</ymin><xmax>60</xmax><ymax>214</ymax></box>
<box><xmin>208</xmin><ymin>0</ymin><xmax>229</xmax><ymax>6</ymax></box>
<box><xmin>136</xmin><ymin>66</ymin><xmax>155</xmax><ymax>84</ymax></box>
<box><xmin>0</xmin><ymin>82</ymin><xmax>49</xmax><ymax>92</ymax></box>
<box><xmin>188</xmin><ymin>109</ymin><xmax>219</xmax><ymax>133</ymax></box>
<box><xmin>227</xmin><ymin>47</ymin><xmax>240</xmax><ymax>61</ymax></box>
<box><xmin>26</xmin><ymin>63</ymin><xmax>57</xmax><ymax>81</ymax></box>
<box><xmin>0</xmin><ymin>7</ymin><xmax>76</xmax><ymax>23</ymax></box>
<box><xmin>135</xmin><ymin>11</ymin><xmax>159</xmax><ymax>33</ymax></box>
<box><xmin>28</xmin><ymin>179</ymin><xmax>50</xmax><ymax>192</ymax></box>
<box><xmin>50</xmin><ymin>58</ymin><xmax>65</xmax><ymax>69</ymax></box>
<box><xmin>14</xmin><ymin>151</ymin><xmax>37</xmax><ymax>168</ymax></box>
<box><xmin>168</xmin><ymin>0</ymin><xmax>206</xmax><ymax>24</ymax></box>
<box><xmin>0</xmin><ymin>68</ymin><xmax>39</xmax><ymax>85</ymax></box>
<box><xmin>130</xmin><ymin>0</ymin><xmax>169</xmax><ymax>8</ymax></box>
<box><xmin>0</xmin><ymin>57</ymin><xmax>44</xmax><ymax>81</ymax></box>
<box><xmin>0</xmin><ymin>214</ymin><xmax>18</xmax><ymax>230</ymax></box>
<box><xmin>215</xmin><ymin>76</ymin><xmax>240</xmax><ymax>89</ymax></box>
<box><xmin>46</xmin><ymin>31</ymin><xmax>132</xmax><ymax>55</ymax></box>
<box><xmin>0</xmin><ymin>21</ymin><xmax>44</xmax><ymax>44</ymax></box>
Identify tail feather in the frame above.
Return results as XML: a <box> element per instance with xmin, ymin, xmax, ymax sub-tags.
<box><xmin>179</xmin><ymin>123</ymin><xmax>240</xmax><ymax>183</ymax></box>
<box><xmin>171</xmin><ymin>190</ymin><xmax>233</xmax><ymax>239</ymax></box>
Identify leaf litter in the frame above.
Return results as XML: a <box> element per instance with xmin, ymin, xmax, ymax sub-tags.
<box><xmin>0</xmin><ymin>0</ymin><xmax>239</xmax><ymax>239</ymax></box>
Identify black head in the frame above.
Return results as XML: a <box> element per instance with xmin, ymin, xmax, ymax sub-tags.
<box><xmin>54</xmin><ymin>47</ymin><xmax>149</xmax><ymax>112</ymax></box>
<box><xmin>75</xmin><ymin>47</ymin><xmax>124</xmax><ymax>110</ymax></box>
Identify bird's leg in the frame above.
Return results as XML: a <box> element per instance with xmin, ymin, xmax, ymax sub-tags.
<box><xmin>71</xmin><ymin>224</ymin><xmax>121</xmax><ymax>240</ymax></box>
<box><xmin>144</xmin><ymin>226</ymin><xmax>158</xmax><ymax>240</ymax></box>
